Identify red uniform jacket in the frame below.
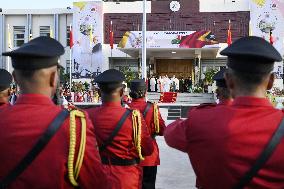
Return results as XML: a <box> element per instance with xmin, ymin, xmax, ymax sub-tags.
<box><xmin>0</xmin><ymin>102</ymin><xmax>9</xmax><ymax>108</ymax></box>
<box><xmin>0</xmin><ymin>94</ymin><xmax>113</xmax><ymax>189</ymax></box>
<box><xmin>87</xmin><ymin>102</ymin><xmax>154</xmax><ymax>189</ymax></box>
<box><xmin>165</xmin><ymin>97</ymin><xmax>284</xmax><ymax>189</ymax></box>
<box><xmin>128</xmin><ymin>98</ymin><xmax>166</xmax><ymax>166</ymax></box>
<box><xmin>218</xmin><ymin>99</ymin><xmax>233</xmax><ymax>106</ymax></box>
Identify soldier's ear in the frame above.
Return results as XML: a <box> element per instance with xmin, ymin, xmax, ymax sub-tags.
<box><xmin>50</xmin><ymin>70</ymin><xmax>57</xmax><ymax>88</ymax></box>
<box><xmin>119</xmin><ymin>87</ymin><xmax>124</xmax><ymax>97</ymax></box>
<box><xmin>267</xmin><ymin>73</ymin><xmax>275</xmax><ymax>90</ymax></box>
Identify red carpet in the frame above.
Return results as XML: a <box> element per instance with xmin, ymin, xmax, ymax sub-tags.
<box><xmin>159</xmin><ymin>92</ymin><xmax>178</xmax><ymax>103</ymax></box>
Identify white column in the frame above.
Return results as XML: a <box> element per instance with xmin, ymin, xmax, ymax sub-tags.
<box><xmin>69</xmin><ymin>24</ymin><xmax>73</xmax><ymax>102</ymax></box>
<box><xmin>0</xmin><ymin>14</ymin><xmax>3</xmax><ymax>68</ymax></box>
<box><xmin>141</xmin><ymin>0</ymin><xmax>147</xmax><ymax>80</ymax></box>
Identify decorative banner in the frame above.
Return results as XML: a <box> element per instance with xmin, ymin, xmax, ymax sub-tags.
<box><xmin>118</xmin><ymin>31</ymin><xmax>219</xmax><ymax>49</ymax></box>
<box><xmin>274</xmin><ymin>61</ymin><xmax>284</xmax><ymax>89</ymax></box>
<box><xmin>250</xmin><ymin>0</ymin><xmax>284</xmax><ymax>89</ymax></box>
<box><xmin>249</xmin><ymin>0</ymin><xmax>284</xmax><ymax>56</ymax></box>
<box><xmin>72</xmin><ymin>1</ymin><xmax>103</xmax><ymax>79</ymax></box>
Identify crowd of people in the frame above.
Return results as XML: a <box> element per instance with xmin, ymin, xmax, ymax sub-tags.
<box><xmin>147</xmin><ymin>75</ymin><xmax>193</xmax><ymax>93</ymax></box>
<box><xmin>59</xmin><ymin>81</ymin><xmax>100</xmax><ymax>103</ymax></box>
<box><xmin>1</xmin><ymin>35</ymin><xmax>284</xmax><ymax>189</ymax></box>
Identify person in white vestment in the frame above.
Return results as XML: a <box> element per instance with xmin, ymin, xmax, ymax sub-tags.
<box><xmin>150</xmin><ymin>76</ymin><xmax>156</xmax><ymax>92</ymax></box>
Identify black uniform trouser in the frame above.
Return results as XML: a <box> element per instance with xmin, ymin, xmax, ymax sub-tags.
<box><xmin>142</xmin><ymin>166</ymin><xmax>157</xmax><ymax>189</ymax></box>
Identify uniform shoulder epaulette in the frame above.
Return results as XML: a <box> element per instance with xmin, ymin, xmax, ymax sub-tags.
<box><xmin>195</xmin><ymin>103</ymin><xmax>217</xmax><ymax>109</ymax></box>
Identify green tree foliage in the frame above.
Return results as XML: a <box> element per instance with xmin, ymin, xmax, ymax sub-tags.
<box><xmin>119</xmin><ymin>66</ymin><xmax>138</xmax><ymax>85</ymax></box>
<box><xmin>204</xmin><ymin>69</ymin><xmax>218</xmax><ymax>85</ymax></box>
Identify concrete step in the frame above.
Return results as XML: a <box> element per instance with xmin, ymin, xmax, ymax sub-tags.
<box><xmin>167</xmin><ymin>116</ymin><xmax>180</xmax><ymax>120</ymax></box>
<box><xmin>168</xmin><ymin>110</ymin><xmax>181</xmax><ymax>113</ymax></box>
<box><xmin>168</xmin><ymin>112</ymin><xmax>181</xmax><ymax>117</ymax></box>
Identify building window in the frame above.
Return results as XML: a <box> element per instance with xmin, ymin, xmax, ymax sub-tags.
<box><xmin>13</xmin><ymin>26</ymin><xmax>25</xmax><ymax>48</ymax></box>
<box><xmin>66</xmin><ymin>60</ymin><xmax>70</xmax><ymax>74</ymax></box>
<box><xmin>67</xmin><ymin>26</ymin><xmax>71</xmax><ymax>46</ymax></box>
<box><xmin>40</xmin><ymin>26</ymin><xmax>50</xmax><ymax>37</ymax></box>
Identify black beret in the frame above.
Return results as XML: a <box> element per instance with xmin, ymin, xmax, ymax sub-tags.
<box><xmin>94</xmin><ymin>69</ymin><xmax>125</xmax><ymax>84</ymax></box>
<box><xmin>2</xmin><ymin>36</ymin><xmax>64</xmax><ymax>70</ymax></box>
<box><xmin>0</xmin><ymin>69</ymin><xmax>12</xmax><ymax>92</ymax></box>
<box><xmin>130</xmin><ymin>79</ymin><xmax>147</xmax><ymax>91</ymax></box>
<box><xmin>220</xmin><ymin>36</ymin><xmax>282</xmax><ymax>73</ymax></box>
<box><xmin>213</xmin><ymin>69</ymin><xmax>227</xmax><ymax>88</ymax></box>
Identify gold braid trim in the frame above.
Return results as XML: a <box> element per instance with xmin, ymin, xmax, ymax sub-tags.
<box><xmin>68</xmin><ymin>110</ymin><xmax>87</xmax><ymax>186</ymax></box>
<box><xmin>153</xmin><ymin>103</ymin><xmax>160</xmax><ymax>134</ymax></box>
<box><xmin>132</xmin><ymin>110</ymin><xmax>145</xmax><ymax>161</ymax></box>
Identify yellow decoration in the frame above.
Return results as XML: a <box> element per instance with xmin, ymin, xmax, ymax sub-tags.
<box><xmin>132</xmin><ymin>110</ymin><xmax>144</xmax><ymax>161</ymax></box>
<box><xmin>68</xmin><ymin>110</ymin><xmax>87</xmax><ymax>187</ymax></box>
<box><xmin>50</xmin><ymin>28</ymin><xmax>53</xmax><ymax>38</ymax></box>
<box><xmin>153</xmin><ymin>103</ymin><xmax>160</xmax><ymax>134</ymax></box>
<box><xmin>118</xmin><ymin>31</ymin><xmax>130</xmax><ymax>48</ymax></box>
<box><xmin>7</xmin><ymin>24</ymin><xmax>12</xmax><ymax>49</ymax></box>
<box><xmin>89</xmin><ymin>25</ymin><xmax>93</xmax><ymax>48</ymax></box>
<box><xmin>249</xmin><ymin>21</ymin><xmax>253</xmax><ymax>36</ymax></box>
<box><xmin>73</xmin><ymin>2</ymin><xmax>88</xmax><ymax>11</ymax></box>
<box><xmin>198</xmin><ymin>31</ymin><xmax>211</xmax><ymax>41</ymax></box>
<box><xmin>251</xmin><ymin>0</ymin><xmax>266</xmax><ymax>7</ymax></box>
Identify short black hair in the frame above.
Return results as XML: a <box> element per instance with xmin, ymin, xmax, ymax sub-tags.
<box><xmin>129</xmin><ymin>89</ymin><xmax>146</xmax><ymax>99</ymax></box>
<box><xmin>15</xmin><ymin>69</ymin><xmax>36</xmax><ymax>80</ymax></box>
<box><xmin>229</xmin><ymin>68</ymin><xmax>271</xmax><ymax>92</ymax></box>
<box><xmin>217</xmin><ymin>87</ymin><xmax>231</xmax><ymax>99</ymax></box>
<box><xmin>98</xmin><ymin>83</ymin><xmax>123</xmax><ymax>93</ymax></box>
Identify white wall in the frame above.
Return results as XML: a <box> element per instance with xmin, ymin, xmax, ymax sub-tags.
<box><xmin>200</xmin><ymin>0</ymin><xmax>249</xmax><ymax>12</ymax></box>
<box><xmin>58</xmin><ymin>14</ymin><xmax>73</xmax><ymax>70</ymax></box>
<box><xmin>32</xmin><ymin>15</ymin><xmax>54</xmax><ymax>38</ymax></box>
<box><xmin>103</xmin><ymin>44</ymin><xmax>132</xmax><ymax>71</ymax></box>
<box><xmin>103</xmin><ymin>1</ymin><xmax>151</xmax><ymax>13</ymax></box>
<box><xmin>4</xmin><ymin>15</ymin><xmax>27</xmax><ymax>71</ymax></box>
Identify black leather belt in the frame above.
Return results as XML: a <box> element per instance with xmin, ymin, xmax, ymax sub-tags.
<box><xmin>101</xmin><ymin>156</ymin><xmax>140</xmax><ymax>166</ymax></box>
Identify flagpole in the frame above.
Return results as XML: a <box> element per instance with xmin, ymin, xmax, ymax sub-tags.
<box><xmin>69</xmin><ymin>24</ymin><xmax>73</xmax><ymax>102</ymax></box>
<box><xmin>142</xmin><ymin>0</ymin><xmax>147</xmax><ymax>80</ymax></box>
<box><xmin>7</xmin><ymin>24</ymin><xmax>11</xmax><ymax>73</ymax></box>
<box><xmin>110</xmin><ymin>20</ymin><xmax>113</xmax><ymax>58</ymax></box>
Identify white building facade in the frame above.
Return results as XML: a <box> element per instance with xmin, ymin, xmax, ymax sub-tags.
<box><xmin>0</xmin><ymin>0</ymin><xmax>249</xmax><ymax>73</ymax></box>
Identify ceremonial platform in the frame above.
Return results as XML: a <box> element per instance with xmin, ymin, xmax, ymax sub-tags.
<box><xmin>75</xmin><ymin>92</ymin><xmax>215</xmax><ymax>120</ymax></box>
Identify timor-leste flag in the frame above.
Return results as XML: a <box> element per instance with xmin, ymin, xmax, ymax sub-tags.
<box><xmin>110</xmin><ymin>21</ymin><xmax>114</xmax><ymax>49</ymax></box>
<box><xmin>179</xmin><ymin>30</ymin><xmax>218</xmax><ymax>48</ymax></box>
<box><xmin>227</xmin><ymin>20</ymin><xmax>232</xmax><ymax>46</ymax></box>
<box><xmin>269</xmin><ymin>29</ymin><xmax>274</xmax><ymax>45</ymax></box>
<box><xmin>70</xmin><ymin>27</ymin><xmax>74</xmax><ymax>48</ymax></box>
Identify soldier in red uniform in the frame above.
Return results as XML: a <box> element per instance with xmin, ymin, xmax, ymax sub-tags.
<box><xmin>87</xmin><ymin>69</ymin><xmax>154</xmax><ymax>189</ymax></box>
<box><xmin>0</xmin><ymin>69</ymin><xmax>12</xmax><ymax>107</ymax></box>
<box><xmin>128</xmin><ymin>79</ymin><xmax>166</xmax><ymax>189</ymax></box>
<box><xmin>213</xmin><ymin>68</ymin><xmax>233</xmax><ymax>105</ymax></box>
<box><xmin>0</xmin><ymin>37</ymin><xmax>113</xmax><ymax>189</ymax></box>
<box><xmin>164</xmin><ymin>36</ymin><xmax>284</xmax><ymax>189</ymax></box>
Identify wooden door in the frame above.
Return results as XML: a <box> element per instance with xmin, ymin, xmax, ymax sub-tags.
<box><xmin>156</xmin><ymin>59</ymin><xmax>193</xmax><ymax>78</ymax></box>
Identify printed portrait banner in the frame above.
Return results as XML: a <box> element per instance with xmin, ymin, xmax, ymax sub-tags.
<box><xmin>118</xmin><ymin>31</ymin><xmax>219</xmax><ymax>49</ymax></box>
<box><xmin>250</xmin><ymin>0</ymin><xmax>284</xmax><ymax>86</ymax></box>
<box><xmin>72</xmin><ymin>1</ymin><xmax>103</xmax><ymax>79</ymax></box>
<box><xmin>250</xmin><ymin>0</ymin><xmax>284</xmax><ymax>56</ymax></box>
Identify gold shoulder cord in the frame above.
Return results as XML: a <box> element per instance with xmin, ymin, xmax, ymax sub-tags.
<box><xmin>153</xmin><ymin>102</ymin><xmax>160</xmax><ymax>134</ymax></box>
<box><xmin>132</xmin><ymin>110</ymin><xmax>145</xmax><ymax>161</ymax></box>
<box><xmin>68</xmin><ymin>110</ymin><xmax>87</xmax><ymax>187</ymax></box>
